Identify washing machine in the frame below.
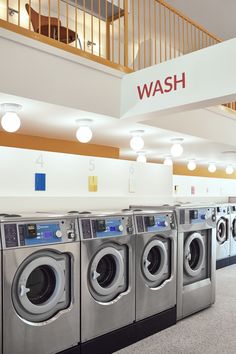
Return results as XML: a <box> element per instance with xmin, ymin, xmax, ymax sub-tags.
<box><xmin>78</xmin><ymin>210</ymin><xmax>135</xmax><ymax>344</ymax></box>
<box><xmin>216</xmin><ymin>204</ymin><xmax>230</xmax><ymax>269</ymax></box>
<box><xmin>229</xmin><ymin>204</ymin><xmax>236</xmax><ymax>264</ymax></box>
<box><xmin>1</xmin><ymin>214</ymin><xmax>80</xmax><ymax>354</ymax></box>
<box><xmin>176</xmin><ymin>206</ymin><xmax>216</xmax><ymax>320</ymax></box>
<box><xmin>133</xmin><ymin>209</ymin><xmax>177</xmax><ymax>322</ymax></box>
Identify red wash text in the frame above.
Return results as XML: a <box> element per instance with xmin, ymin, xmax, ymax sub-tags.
<box><xmin>137</xmin><ymin>72</ymin><xmax>186</xmax><ymax>100</ymax></box>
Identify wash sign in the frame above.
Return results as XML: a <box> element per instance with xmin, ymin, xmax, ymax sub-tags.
<box><xmin>137</xmin><ymin>72</ymin><xmax>186</xmax><ymax>100</ymax></box>
<box><xmin>121</xmin><ymin>37</ymin><xmax>236</xmax><ymax>120</ymax></box>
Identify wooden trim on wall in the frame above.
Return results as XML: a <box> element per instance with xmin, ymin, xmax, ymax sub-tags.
<box><xmin>173</xmin><ymin>164</ymin><xmax>236</xmax><ymax>180</ymax></box>
<box><xmin>0</xmin><ymin>131</ymin><xmax>119</xmax><ymax>159</ymax></box>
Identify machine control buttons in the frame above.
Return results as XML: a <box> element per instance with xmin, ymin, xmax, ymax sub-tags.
<box><xmin>82</xmin><ymin>219</ymin><xmax>92</xmax><ymax>239</ymax></box>
<box><xmin>212</xmin><ymin>215</ymin><xmax>216</xmax><ymax>222</ymax></box>
<box><xmin>127</xmin><ymin>226</ymin><xmax>133</xmax><ymax>234</ymax></box>
<box><xmin>55</xmin><ymin>230</ymin><xmax>62</xmax><ymax>238</ymax></box>
<box><xmin>170</xmin><ymin>222</ymin><xmax>175</xmax><ymax>229</ymax></box>
<box><xmin>67</xmin><ymin>230</ymin><xmax>75</xmax><ymax>239</ymax></box>
<box><xmin>189</xmin><ymin>210</ymin><xmax>198</xmax><ymax>220</ymax></box>
<box><xmin>4</xmin><ymin>224</ymin><xmax>18</xmax><ymax>248</ymax></box>
<box><xmin>144</xmin><ymin>216</ymin><xmax>155</xmax><ymax>227</ymax></box>
<box><xmin>136</xmin><ymin>216</ymin><xmax>145</xmax><ymax>233</ymax></box>
<box><xmin>179</xmin><ymin>210</ymin><xmax>185</xmax><ymax>224</ymax></box>
<box><xmin>118</xmin><ymin>225</ymin><xmax>124</xmax><ymax>232</ymax></box>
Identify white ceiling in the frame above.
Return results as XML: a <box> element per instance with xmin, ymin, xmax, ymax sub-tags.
<box><xmin>165</xmin><ymin>0</ymin><xmax>236</xmax><ymax>41</ymax></box>
<box><xmin>1</xmin><ymin>92</ymin><xmax>236</xmax><ymax>170</ymax></box>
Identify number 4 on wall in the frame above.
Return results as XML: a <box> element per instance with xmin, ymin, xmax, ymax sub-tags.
<box><xmin>35</xmin><ymin>154</ymin><xmax>44</xmax><ymax>168</ymax></box>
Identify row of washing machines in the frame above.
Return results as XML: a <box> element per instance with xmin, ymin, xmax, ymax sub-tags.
<box><xmin>215</xmin><ymin>203</ymin><xmax>236</xmax><ymax>268</ymax></box>
<box><xmin>0</xmin><ymin>205</ymin><xmax>219</xmax><ymax>354</ymax></box>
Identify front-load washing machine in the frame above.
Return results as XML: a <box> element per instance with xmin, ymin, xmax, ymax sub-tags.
<box><xmin>176</xmin><ymin>206</ymin><xmax>216</xmax><ymax>320</ymax></box>
<box><xmin>216</xmin><ymin>204</ymin><xmax>230</xmax><ymax>269</ymax></box>
<box><xmin>1</xmin><ymin>214</ymin><xmax>80</xmax><ymax>354</ymax></box>
<box><xmin>133</xmin><ymin>209</ymin><xmax>177</xmax><ymax>322</ymax></box>
<box><xmin>229</xmin><ymin>204</ymin><xmax>236</xmax><ymax>264</ymax></box>
<box><xmin>78</xmin><ymin>211</ymin><xmax>135</xmax><ymax>344</ymax></box>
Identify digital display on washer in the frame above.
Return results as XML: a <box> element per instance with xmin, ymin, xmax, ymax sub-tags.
<box><xmin>94</xmin><ymin>218</ymin><xmax>123</xmax><ymax>238</ymax></box>
<box><xmin>145</xmin><ymin>215</ymin><xmax>168</xmax><ymax>232</ymax></box>
<box><xmin>20</xmin><ymin>223</ymin><xmax>61</xmax><ymax>245</ymax></box>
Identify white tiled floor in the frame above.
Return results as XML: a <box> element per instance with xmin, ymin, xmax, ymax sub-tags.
<box><xmin>116</xmin><ymin>265</ymin><xmax>236</xmax><ymax>354</ymax></box>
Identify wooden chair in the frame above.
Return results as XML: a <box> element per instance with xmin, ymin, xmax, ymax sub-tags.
<box><xmin>25</xmin><ymin>3</ymin><xmax>81</xmax><ymax>46</ymax></box>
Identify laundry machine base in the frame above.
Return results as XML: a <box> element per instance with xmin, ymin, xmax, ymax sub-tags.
<box><xmin>229</xmin><ymin>255</ymin><xmax>236</xmax><ymax>265</ymax></box>
<box><xmin>80</xmin><ymin>306</ymin><xmax>176</xmax><ymax>354</ymax></box>
<box><xmin>59</xmin><ymin>345</ymin><xmax>81</xmax><ymax>354</ymax></box>
<box><xmin>216</xmin><ymin>257</ymin><xmax>230</xmax><ymax>269</ymax></box>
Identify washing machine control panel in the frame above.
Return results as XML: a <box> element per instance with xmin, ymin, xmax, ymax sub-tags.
<box><xmin>1</xmin><ymin>218</ymin><xmax>78</xmax><ymax>248</ymax></box>
<box><xmin>185</xmin><ymin>208</ymin><xmax>216</xmax><ymax>224</ymax></box>
<box><xmin>80</xmin><ymin>215</ymin><xmax>134</xmax><ymax>239</ymax></box>
<box><xmin>216</xmin><ymin>205</ymin><xmax>230</xmax><ymax>215</ymax></box>
<box><xmin>135</xmin><ymin>213</ymin><xmax>176</xmax><ymax>233</ymax></box>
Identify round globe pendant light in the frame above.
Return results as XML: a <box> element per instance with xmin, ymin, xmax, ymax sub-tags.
<box><xmin>170</xmin><ymin>138</ymin><xmax>184</xmax><ymax>157</ymax></box>
<box><xmin>226</xmin><ymin>165</ymin><xmax>234</xmax><ymax>175</ymax></box>
<box><xmin>187</xmin><ymin>160</ymin><xmax>197</xmax><ymax>171</ymax></box>
<box><xmin>76</xmin><ymin>119</ymin><xmax>93</xmax><ymax>143</ymax></box>
<box><xmin>208</xmin><ymin>162</ymin><xmax>216</xmax><ymax>173</ymax></box>
<box><xmin>163</xmin><ymin>157</ymin><xmax>173</xmax><ymax>166</ymax></box>
<box><xmin>130</xmin><ymin>130</ymin><xmax>145</xmax><ymax>151</ymax></box>
<box><xmin>136</xmin><ymin>151</ymin><xmax>147</xmax><ymax>163</ymax></box>
<box><xmin>1</xmin><ymin>103</ymin><xmax>22</xmax><ymax>133</ymax></box>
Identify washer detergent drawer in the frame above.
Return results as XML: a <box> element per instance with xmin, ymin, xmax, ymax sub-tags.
<box><xmin>182</xmin><ymin>278</ymin><xmax>213</xmax><ymax>318</ymax></box>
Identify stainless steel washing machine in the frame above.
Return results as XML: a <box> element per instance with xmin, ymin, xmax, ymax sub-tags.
<box><xmin>1</xmin><ymin>214</ymin><xmax>80</xmax><ymax>354</ymax></box>
<box><xmin>216</xmin><ymin>204</ymin><xmax>230</xmax><ymax>269</ymax></box>
<box><xmin>133</xmin><ymin>209</ymin><xmax>177</xmax><ymax>321</ymax></box>
<box><xmin>229</xmin><ymin>204</ymin><xmax>236</xmax><ymax>264</ymax></box>
<box><xmin>78</xmin><ymin>210</ymin><xmax>135</xmax><ymax>343</ymax></box>
<box><xmin>176</xmin><ymin>206</ymin><xmax>216</xmax><ymax>320</ymax></box>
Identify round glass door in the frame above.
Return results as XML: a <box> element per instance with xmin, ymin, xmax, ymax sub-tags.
<box><xmin>89</xmin><ymin>247</ymin><xmax>125</xmax><ymax>297</ymax></box>
<box><xmin>142</xmin><ymin>239</ymin><xmax>168</xmax><ymax>283</ymax></box>
<box><xmin>217</xmin><ymin>218</ymin><xmax>227</xmax><ymax>244</ymax></box>
<box><xmin>184</xmin><ymin>232</ymin><xmax>205</xmax><ymax>277</ymax></box>
<box><xmin>96</xmin><ymin>254</ymin><xmax>117</xmax><ymax>288</ymax></box>
<box><xmin>12</xmin><ymin>255</ymin><xmax>66</xmax><ymax>321</ymax></box>
<box><xmin>26</xmin><ymin>265</ymin><xmax>56</xmax><ymax>305</ymax></box>
<box><xmin>232</xmin><ymin>218</ymin><xmax>236</xmax><ymax>240</ymax></box>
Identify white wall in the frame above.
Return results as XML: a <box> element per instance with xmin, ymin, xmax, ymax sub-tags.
<box><xmin>0</xmin><ymin>147</ymin><xmax>173</xmax><ymax>212</ymax></box>
<box><xmin>0</xmin><ymin>28</ymin><xmax>122</xmax><ymax>118</ymax></box>
<box><xmin>173</xmin><ymin>174</ymin><xmax>235</xmax><ymax>200</ymax></box>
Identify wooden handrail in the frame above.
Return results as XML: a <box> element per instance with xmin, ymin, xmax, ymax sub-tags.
<box><xmin>157</xmin><ymin>0</ymin><xmax>222</xmax><ymax>43</ymax></box>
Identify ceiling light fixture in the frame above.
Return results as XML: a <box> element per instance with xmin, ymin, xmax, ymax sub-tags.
<box><xmin>76</xmin><ymin>119</ymin><xmax>93</xmax><ymax>143</ymax></box>
<box><xmin>163</xmin><ymin>156</ymin><xmax>173</xmax><ymax>166</ymax></box>
<box><xmin>170</xmin><ymin>138</ymin><xmax>184</xmax><ymax>157</ymax></box>
<box><xmin>208</xmin><ymin>162</ymin><xmax>216</xmax><ymax>173</ymax></box>
<box><xmin>187</xmin><ymin>160</ymin><xmax>197</xmax><ymax>171</ymax></box>
<box><xmin>130</xmin><ymin>130</ymin><xmax>145</xmax><ymax>151</ymax></box>
<box><xmin>226</xmin><ymin>165</ymin><xmax>234</xmax><ymax>175</ymax></box>
<box><xmin>136</xmin><ymin>151</ymin><xmax>147</xmax><ymax>163</ymax></box>
<box><xmin>1</xmin><ymin>103</ymin><xmax>22</xmax><ymax>133</ymax></box>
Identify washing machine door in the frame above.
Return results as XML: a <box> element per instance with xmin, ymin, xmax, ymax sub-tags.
<box><xmin>217</xmin><ymin>218</ymin><xmax>227</xmax><ymax>244</ymax></box>
<box><xmin>12</xmin><ymin>251</ymin><xmax>70</xmax><ymax>322</ymax></box>
<box><xmin>142</xmin><ymin>239</ymin><xmax>168</xmax><ymax>284</ymax></box>
<box><xmin>232</xmin><ymin>218</ymin><xmax>236</xmax><ymax>240</ymax></box>
<box><xmin>89</xmin><ymin>246</ymin><xmax>125</xmax><ymax>300</ymax></box>
<box><xmin>184</xmin><ymin>232</ymin><xmax>205</xmax><ymax>277</ymax></box>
